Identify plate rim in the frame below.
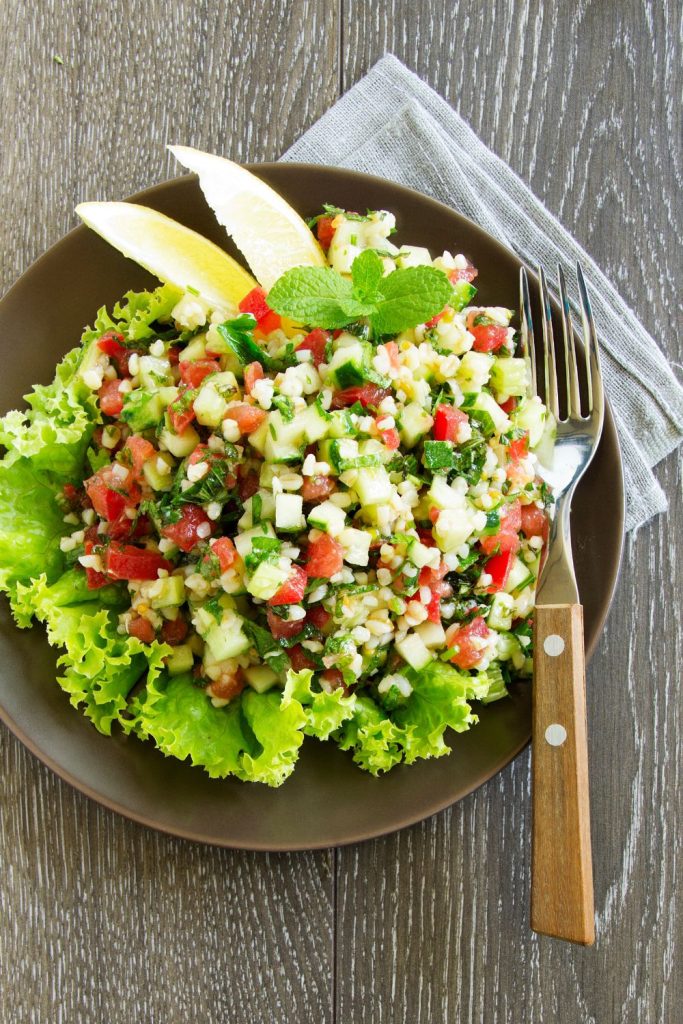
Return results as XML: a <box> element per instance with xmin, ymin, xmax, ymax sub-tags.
<box><xmin>0</xmin><ymin>162</ymin><xmax>625</xmax><ymax>850</ymax></box>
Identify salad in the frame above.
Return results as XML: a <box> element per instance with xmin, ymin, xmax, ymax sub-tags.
<box><xmin>0</xmin><ymin>183</ymin><xmax>552</xmax><ymax>787</ymax></box>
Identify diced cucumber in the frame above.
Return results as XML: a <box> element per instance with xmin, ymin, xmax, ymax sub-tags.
<box><xmin>247</xmin><ymin>418</ymin><xmax>269</xmax><ymax>455</ymax></box>
<box><xmin>234</xmin><ymin>522</ymin><xmax>276</xmax><ymax>559</ymax></box>
<box><xmin>503</xmin><ymin>557</ymin><xmax>531</xmax><ymax>595</ymax></box>
<box><xmin>451</xmin><ymin>280</ymin><xmax>477</xmax><ymax>312</ymax></box>
<box><xmin>487</xmin><ymin>592</ymin><xmax>515</xmax><ymax>631</ymax></box>
<box><xmin>327</xmin><ymin>409</ymin><xmax>357</xmax><ymax>439</ymax></box>
<box><xmin>238</xmin><ymin>490</ymin><xmax>276</xmax><ymax>529</ymax></box>
<box><xmin>143</xmin><ymin>451</ymin><xmax>175</xmax><ymax>492</ymax></box>
<box><xmin>208</xmin><ymin>371</ymin><xmax>239</xmax><ymax>396</ymax></box>
<box><xmin>263</xmin><ymin>410</ymin><xmax>306</xmax><ymax>463</ymax></box>
<box><xmin>300</xmin><ymin>403</ymin><xmax>331</xmax><ymax>443</ymax></box>
<box><xmin>246</xmin><ymin>560</ymin><xmax>291</xmax><ymax>600</ymax></box>
<box><xmin>138</xmin><ymin>355</ymin><xmax>173</xmax><ymax>388</ymax></box>
<box><xmin>354</xmin><ymin>467</ymin><xmax>393</xmax><ymax>506</ymax></box>
<box><xmin>434</xmin><ymin>507</ymin><xmax>477</xmax><ymax>551</ymax></box>
<box><xmin>327</xmin><ymin>340</ymin><xmax>369</xmax><ymax>389</ymax></box>
<box><xmin>193</xmin><ymin>384</ymin><xmax>228</xmax><ymax>428</ymax></box>
<box><xmin>457</xmin><ymin>351</ymin><xmax>493</xmax><ymax>391</ymax></box>
<box><xmin>416</xmin><ymin>620</ymin><xmax>447</xmax><ymax>648</ymax></box>
<box><xmin>205</xmin><ymin>616</ymin><xmax>251</xmax><ymax>661</ymax></box>
<box><xmin>307</xmin><ymin>500</ymin><xmax>347</xmax><ymax>536</ymax></box>
<box><xmin>121</xmin><ymin>390</ymin><xmax>165</xmax><ymax>431</ymax></box>
<box><xmin>396</xmin><ymin>632</ymin><xmax>434</xmax><ymax>671</ymax></box>
<box><xmin>165</xmin><ymin>644</ymin><xmax>194</xmax><ymax>676</ymax></box>
<box><xmin>148</xmin><ymin>575</ymin><xmax>185</xmax><ymax>609</ymax></box>
<box><xmin>398</xmin><ymin>402</ymin><xmax>433</xmax><ymax>449</ymax></box>
<box><xmin>463</xmin><ymin>391</ymin><xmax>510</xmax><ymax>435</ymax></box>
<box><xmin>159</xmin><ymin>419</ymin><xmax>201</xmax><ymax>457</ymax></box>
<box><xmin>407</xmin><ymin>538</ymin><xmax>441</xmax><ymax>569</ymax></box>
<box><xmin>338</xmin><ymin>527</ymin><xmax>371</xmax><ymax>566</ymax></box>
<box><xmin>428</xmin><ymin>475</ymin><xmax>466</xmax><ymax>511</ymax></box>
<box><xmin>275</xmin><ymin>493</ymin><xmax>305</xmax><ymax>531</ymax></box>
<box><xmin>396</xmin><ymin>245</ymin><xmax>432</xmax><ymax>268</ymax></box>
<box><xmin>244</xmin><ymin>664</ymin><xmax>279</xmax><ymax>693</ymax></box>
<box><xmin>490</xmin><ymin>357</ymin><xmax>528</xmax><ymax>397</ymax></box>
<box><xmin>358</xmin><ymin>438</ymin><xmax>392</xmax><ymax>465</ymax></box>
<box><xmin>178</xmin><ymin>334</ymin><xmax>207</xmax><ymax>361</ymax></box>
<box><xmin>512</xmin><ymin>396</ymin><xmax>547</xmax><ymax>448</ymax></box>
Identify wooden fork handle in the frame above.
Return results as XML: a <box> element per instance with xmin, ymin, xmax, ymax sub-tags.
<box><xmin>531</xmin><ymin>603</ymin><xmax>595</xmax><ymax>945</ymax></box>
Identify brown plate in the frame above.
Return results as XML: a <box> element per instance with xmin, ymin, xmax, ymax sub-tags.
<box><xmin>0</xmin><ymin>165</ymin><xmax>624</xmax><ymax>850</ymax></box>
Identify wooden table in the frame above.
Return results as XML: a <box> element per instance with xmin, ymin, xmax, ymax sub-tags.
<box><xmin>1</xmin><ymin>2</ymin><xmax>680</xmax><ymax>1021</ymax></box>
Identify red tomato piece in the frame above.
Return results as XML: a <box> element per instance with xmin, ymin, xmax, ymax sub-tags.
<box><xmin>416</xmin><ymin>526</ymin><xmax>436</xmax><ymax>546</ymax></box>
<box><xmin>268</xmin><ymin>565</ymin><xmax>308</xmax><ymax>606</ymax></box>
<box><xmin>167</xmin><ymin>389</ymin><xmax>196</xmax><ymax>434</ymax></box>
<box><xmin>316</xmin><ymin>216</ymin><xmax>337</xmax><ymax>249</ymax></box>
<box><xmin>448</xmin><ymin>261</ymin><xmax>478</xmax><ymax>283</ymax></box>
<box><xmin>305</xmin><ymin>534</ymin><xmax>344</xmax><ymax>578</ymax></box>
<box><xmin>379</xmin><ymin>426</ymin><xmax>400</xmax><ymax>450</ymax></box>
<box><xmin>128</xmin><ymin>616</ymin><xmax>156</xmax><ymax>644</ymax></box>
<box><xmin>98</xmin><ymin>379</ymin><xmax>124</xmax><ymax>417</ymax></box>
<box><xmin>479</xmin><ymin>500</ymin><xmax>522</xmax><ymax>556</ymax></box>
<box><xmin>161</xmin><ymin>504</ymin><xmax>212</xmax><ymax>552</ymax></box>
<box><xmin>383</xmin><ymin>341</ymin><xmax>400</xmax><ymax>370</ymax></box>
<box><xmin>97</xmin><ymin>332</ymin><xmax>131</xmax><ymax>376</ymax></box>
<box><xmin>508</xmin><ymin>433</ymin><xmax>529</xmax><ymax>462</ymax></box>
<box><xmin>428</xmin><ymin>506</ymin><xmax>440</xmax><ymax>524</ymax></box>
<box><xmin>320</xmin><ymin>668</ymin><xmax>347</xmax><ymax>692</ymax></box>
<box><xmin>209</xmin><ymin>671</ymin><xmax>246</xmax><ymax>702</ymax></box>
<box><xmin>167</xmin><ymin>345</ymin><xmax>181</xmax><ymax>366</ymax></box>
<box><xmin>161</xmin><ymin>616</ymin><xmax>189</xmax><ymax>646</ymax></box>
<box><xmin>331</xmin><ymin>385</ymin><xmax>391</xmax><ymax>409</ymax></box>
<box><xmin>266</xmin><ymin>608</ymin><xmax>302</xmax><ymax>640</ymax></box>
<box><xmin>244</xmin><ymin>362</ymin><xmax>264</xmax><ymax>395</ymax></box>
<box><xmin>521</xmin><ymin>504</ymin><xmax>547</xmax><ymax>539</ymax></box>
<box><xmin>446</xmin><ymin>616</ymin><xmax>491</xmax><ymax>669</ymax></box>
<box><xmin>124</xmin><ymin>436</ymin><xmax>155</xmax><ymax>477</ymax></box>
<box><xmin>187</xmin><ymin>444</ymin><xmax>210</xmax><ymax>467</ymax></box>
<box><xmin>296</xmin><ymin>328</ymin><xmax>330</xmax><ymax>367</ymax></box>
<box><xmin>306</xmin><ymin>605</ymin><xmax>331</xmax><ymax>631</ymax></box>
<box><xmin>288</xmin><ymin>644</ymin><xmax>317</xmax><ymax>671</ymax></box>
<box><xmin>105</xmin><ymin>543</ymin><xmax>172</xmax><ymax>582</ymax></box>
<box><xmin>237</xmin><ymin>467</ymin><xmax>260</xmax><ymax>502</ymax></box>
<box><xmin>418</xmin><ymin>561</ymin><xmax>449</xmax><ymax>588</ymax></box>
<box><xmin>82</xmin><ymin>539</ymin><xmax>109</xmax><ymax>590</ymax></box>
<box><xmin>85</xmin><ymin>469</ymin><xmax>128</xmax><ymax>521</ymax></box>
<box><xmin>485</xmin><ymin>549</ymin><xmax>516</xmax><ymax>593</ymax></box>
<box><xmin>302</xmin><ymin>475</ymin><xmax>335</xmax><ymax>502</ymax></box>
<box><xmin>425</xmin><ymin>580</ymin><xmax>452</xmax><ymax>623</ymax></box>
<box><xmin>224</xmin><ymin>403</ymin><xmax>267</xmax><ymax>434</ymax></box>
<box><xmin>433</xmin><ymin>403</ymin><xmax>468</xmax><ymax>441</ymax></box>
<box><xmin>499</xmin><ymin>396</ymin><xmax>517</xmax><ymax>414</ymax></box>
<box><xmin>179</xmin><ymin>359</ymin><xmax>220</xmax><ymax>388</ymax></box>
<box><xmin>211</xmin><ymin>537</ymin><xmax>237</xmax><ymax>573</ymax></box>
<box><xmin>469</xmin><ymin>323</ymin><xmax>509</xmax><ymax>352</ymax></box>
<box><xmin>239</xmin><ymin>287</ymin><xmax>281</xmax><ymax>333</ymax></box>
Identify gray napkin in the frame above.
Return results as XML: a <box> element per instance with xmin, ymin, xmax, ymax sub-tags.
<box><xmin>282</xmin><ymin>55</ymin><xmax>683</xmax><ymax>532</ymax></box>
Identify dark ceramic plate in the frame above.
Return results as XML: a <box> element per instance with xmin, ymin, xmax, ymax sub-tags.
<box><xmin>0</xmin><ymin>165</ymin><xmax>624</xmax><ymax>850</ymax></box>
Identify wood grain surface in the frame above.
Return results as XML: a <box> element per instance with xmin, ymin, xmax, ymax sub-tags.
<box><xmin>0</xmin><ymin>1</ymin><xmax>680</xmax><ymax>1022</ymax></box>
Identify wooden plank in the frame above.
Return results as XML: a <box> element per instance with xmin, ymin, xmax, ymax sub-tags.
<box><xmin>338</xmin><ymin>1</ymin><xmax>682</xmax><ymax>1021</ymax></box>
<box><xmin>0</xmin><ymin>2</ymin><xmax>338</xmax><ymax>1023</ymax></box>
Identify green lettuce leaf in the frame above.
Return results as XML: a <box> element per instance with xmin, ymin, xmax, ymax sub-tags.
<box><xmin>111</xmin><ymin>283</ymin><xmax>182</xmax><ymax>341</ymax></box>
<box><xmin>335</xmin><ymin>695</ymin><xmax>405</xmax><ymax>775</ymax></box>
<box><xmin>239</xmin><ymin>689</ymin><xmax>307</xmax><ymax>786</ymax></box>
<box><xmin>396</xmin><ymin>660</ymin><xmax>478</xmax><ymax>763</ymax></box>
<box><xmin>282</xmin><ymin>668</ymin><xmax>356</xmax><ymax>740</ymax></box>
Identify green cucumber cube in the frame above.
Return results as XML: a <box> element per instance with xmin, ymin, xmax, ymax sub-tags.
<box><xmin>165</xmin><ymin>644</ymin><xmax>195</xmax><ymax>676</ymax></box>
<box><xmin>395</xmin><ymin>633</ymin><xmax>434</xmax><ymax>671</ymax></box>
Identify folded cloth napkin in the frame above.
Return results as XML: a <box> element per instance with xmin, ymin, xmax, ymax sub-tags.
<box><xmin>282</xmin><ymin>55</ymin><xmax>683</xmax><ymax>532</ymax></box>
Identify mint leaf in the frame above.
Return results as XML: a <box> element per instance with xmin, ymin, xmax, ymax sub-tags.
<box><xmin>371</xmin><ymin>266</ymin><xmax>452</xmax><ymax>336</ymax></box>
<box><xmin>352</xmin><ymin>249</ymin><xmax>384</xmax><ymax>302</ymax></box>
<box><xmin>268</xmin><ymin>267</ymin><xmax>373</xmax><ymax>329</ymax></box>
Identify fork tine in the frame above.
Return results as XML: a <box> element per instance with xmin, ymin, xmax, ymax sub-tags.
<box><xmin>575</xmin><ymin>263</ymin><xmax>604</xmax><ymax>424</ymax></box>
<box><xmin>519</xmin><ymin>267</ymin><xmax>537</xmax><ymax>396</ymax></box>
<box><xmin>557</xmin><ymin>265</ymin><xmax>581</xmax><ymax>418</ymax></box>
<box><xmin>538</xmin><ymin>266</ymin><xmax>560</xmax><ymax>419</ymax></box>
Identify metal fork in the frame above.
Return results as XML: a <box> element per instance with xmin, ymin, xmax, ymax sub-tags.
<box><xmin>519</xmin><ymin>264</ymin><xmax>604</xmax><ymax>946</ymax></box>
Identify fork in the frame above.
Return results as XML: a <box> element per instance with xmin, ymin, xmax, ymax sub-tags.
<box><xmin>519</xmin><ymin>263</ymin><xmax>604</xmax><ymax>946</ymax></box>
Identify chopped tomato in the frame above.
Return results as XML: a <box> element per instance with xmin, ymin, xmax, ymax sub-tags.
<box><xmin>316</xmin><ymin>216</ymin><xmax>337</xmax><ymax>249</ymax></box>
<box><xmin>179</xmin><ymin>359</ymin><xmax>220</xmax><ymax>388</ymax></box>
<box><xmin>288</xmin><ymin>645</ymin><xmax>317</xmax><ymax>671</ymax></box>
<box><xmin>383</xmin><ymin>341</ymin><xmax>400</xmax><ymax>370</ymax></box>
<box><xmin>161</xmin><ymin>504</ymin><xmax>212</xmax><ymax>552</ymax></box>
<box><xmin>266</xmin><ymin>608</ymin><xmax>302</xmax><ymax>640</ymax></box>
<box><xmin>224</xmin><ymin>403</ymin><xmax>267</xmax><ymax>435</ymax></box>
<box><xmin>305</xmin><ymin>534</ymin><xmax>344</xmax><ymax>578</ymax></box>
<box><xmin>485</xmin><ymin>549</ymin><xmax>516</xmax><ymax>593</ymax></box>
<box><xmin>331</xmin><ymin>385</ymin><xmax>391</xmax><ymax>409</ymax></box>
<box><xmin>428</xmin><ymin>506</ymin><xmax>440</xmax><ymax>524</ymax></box>
<box><xmin>508</xmin><ymin>433</ymin><xmax>529</xmax><ymax>462</ymax></box>
<box><xmin>418</xmin><ymin>561</ymin><xmax>449</xmax><ymax>588</ymax></box>
<box><xmin>187</xmin><ymin>444</ymin><xmax>210</xmax><ymax>467</ymax></box>
<box><xmin>378</xmin><ymin>425</ymin><xmax>400</xmax><ymax>450</ymax></box>
<box><xmin>425</xmin><ymin>309</ymin><xmax>447</xmax><ymax>329</ymax></box>
<box><xmin>168</xmin><ymin>389</ymin><xmax>196</xmax><ymax>434</ymax></box>
<box><xmin>82</xmin><ymin>539</ymin><xmax>109</xmax><ymax>590</ymax></box>
<box><xmin>433</xmin><ymin>403</ymin><xmax>468</xmax><ymax>441</ymax></box>
<box><xmin>306</xmin><ymin>605</ymin><xmax>331</xmax><ymax>631</ymax></box>
<box><xmin>85</xmin><ymin>466</ymin><xmax>134</xmax><ymax>521</ymax></box>
<box><xmin>479</xmin><ymin>500</ymin><xmax>522</xmax><ymax>556</ymax></box>
<box><xmin>446</xmin><ymin>616</ymin><xmax>491</xmax><ymax>669</ymax></box>
<box><xmin>211</xmin><ymin>537</ymin><xmax>237</xmax><ymax>573</ymax></box>
<box><xmin>321</xmin><ymin>668</ymin><xmax>347</xmax><ymax>693</ymax></box>
<box><xmin>97</xmin><ymin>332</ymin><xmax>138</xmax><ymax>376</ymax></box>
<box><xmin>425</xmin><ymin>581</ymin><xmax>452</xmax><ymax>623</ymax></box>
<box><xmin>469</xmin><ymin>322</ymin><xmax>509</xmax><ymax>353</ymax></box>
<box><xmin>237</xmin><ymin>466</ymin><xmax>260</xmax><ymax>502</ymax></box>
<box><xmin>128</xmin><ymin>616</ymin><xmax>156</xmax><ymax>644</ymax></box>
<box><xmin>244</xmin><ymin>362</ymin><xmax>264</xmax><ymax>395</ymax></box>
<box><xmin>161</xmin><ymin>616</ymin><xmax>189</xmax><ymax>646</ymax></box>
<box><xmin>268</xmin><ymin>566</ymin><xmax>308</xmax><ymax>606</ymax></box>
<box><xmin>448</xmin><ymin>261</ymin><xmax>478</xmax><ymax>283</ymax></box>
<box><xmin>296</xmin><ymin>328</ymin><xmax>330</xmax><ymax>366</ymax></box>
<box><xmin>105</xmin><ymin>543</ymin><xmax>172</xmax><ymax>582</ymax></box>
<box><xmin>416</xmin><ymin>526</ymin><xmax>436</xmax><ymax>546</ymax></box>
<box><xmin>124</xmin><ymin>436</ymin><xmax>155</xmax><ymax>476</ymax></box>
<box><xmin>302</xmin><ymin>474</ymin><xmax>335</xmax><ymax>502</ymax></box>
<box><xmin>209</xmin><ymin>670</ymin><xmax>245</xmax><ymax>702</ymax></box>
<box><xmin>239</xmin><ymin>287</ymin><xmax>281</xmax><ymax>335</ymax></box>
<box><xmin>521</xmin><ymin>504</ymin><xmax>547</xmax><ymax>539</ymax></box>
<box><xmin>167</xmin><ymin>345</ymin><xmax>181</xmax><ymax>365</ymax></box>
<box><xmin>98</xmin><ymin>379</ymin><xmax>124</xmax><ymax>417</ymax></box>
<box><xmin>499</xmin><ymin>396</ymin><xmax>517</xmax><ymax>414</ymax></box>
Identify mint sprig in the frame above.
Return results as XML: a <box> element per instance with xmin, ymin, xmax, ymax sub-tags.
<box><xmin>267</xmin><ymin>250</ymin><xmax>453</xmax><ymax>337</ymax></box>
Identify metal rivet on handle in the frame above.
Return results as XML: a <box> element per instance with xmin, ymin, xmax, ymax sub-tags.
<box><xmin>543</xmin><ymin>634</ymin><xmax>565</xmax><ymax>657</ymax></box>
<box><xmin>545</xmin><ymin>723</ymin><xmax>567</xmax><ymax>746</ymax></box>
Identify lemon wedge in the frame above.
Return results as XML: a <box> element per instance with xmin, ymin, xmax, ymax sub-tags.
<box><xmin>75</xmin><ymin>202</ymin><xmax>257</xmax><ymax>310</ymax></box>
<box><xmin>169</xmin><ymin>145</ymin><xmax>326</xmax><ymax>291</ymax></box>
